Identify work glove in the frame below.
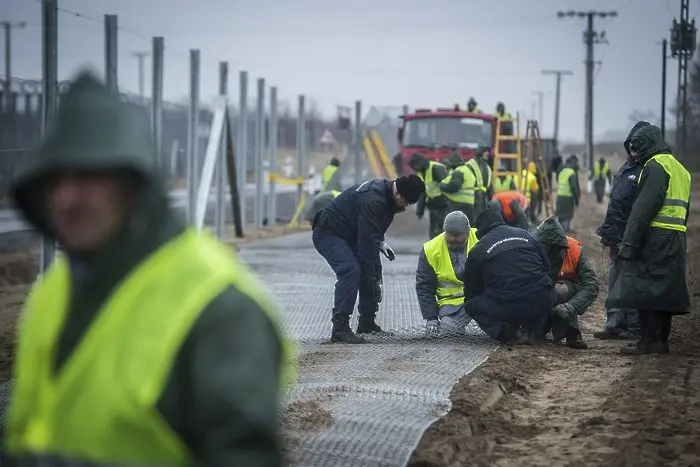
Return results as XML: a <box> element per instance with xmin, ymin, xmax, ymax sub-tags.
<box><xmin>553</xmin><ymin>303</ymin><xmax>576</xmax><ymax>321</ymax></box>
<box><xmin>425</xmin><ymin>319</ymin><xmax>440</xmax><ymax>336</ymax></box>
<box><xmin>374</xmin><ymin>280</ymin><xmax>383</xmax><ymax>304</ymax></box>
<box><xmin>379</xmin><ymin>241</ymin><xmax>396</xmax><ymax>261</ymax></box>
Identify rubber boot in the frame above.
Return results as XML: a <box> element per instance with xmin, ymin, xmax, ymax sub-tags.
<box><xmin>330</xmin><ymin>315</ymin><xmax>366</xmax><ymax>344</ymax></box>
<box><xmin>356</xmin><ymin>316</ymin><xmax>394</xmax><ymax>336</ymax></box>
<box><xmin>566</xmin><ymin>329</ymin><xmax>588</xmax><ymax>349</ymax></box>
<box><xmin>620</xmin><ymin>340</ymin><xmax>667</xmax><ymax>355</ymax></box>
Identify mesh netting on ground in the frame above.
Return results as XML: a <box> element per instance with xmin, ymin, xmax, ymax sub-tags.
<box><xmin>239</xmin><ymin>212</ymin><xmax>497</xmax><ymax>466</ymax></box>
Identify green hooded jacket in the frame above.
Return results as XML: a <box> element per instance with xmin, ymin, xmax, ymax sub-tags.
<box><xmin>9</xmin><ymin>71</ymin><xmax>283</xmax><ymax>466</ymax></box>
<box><xmin>535</xmin><ymin>217</ymin><xmax>599</xmax><ymax>315</ymax></box>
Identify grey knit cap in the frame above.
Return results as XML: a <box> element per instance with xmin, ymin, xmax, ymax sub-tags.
<box><xmin>443</xmin><ymin>211</ymin><xmax>470</xmax><ymax>234</ymax></box>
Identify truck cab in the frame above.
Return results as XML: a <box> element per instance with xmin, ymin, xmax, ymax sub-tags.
<box><xmin>396</xmin><ymin>108</ymin><xmax>497</xmax><ymax>174</ymax></box>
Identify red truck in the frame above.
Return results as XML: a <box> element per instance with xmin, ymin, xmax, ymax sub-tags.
<box><xmin>396</xmin><ymin>108</ymin><xmax>499</xmax><ymax>174</ymax></box>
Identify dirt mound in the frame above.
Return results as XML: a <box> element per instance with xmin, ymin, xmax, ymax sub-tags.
<box><xmin>409</xmin><ymin>186</ymin><xmax>700</xmax><ymax>467</ymax></box>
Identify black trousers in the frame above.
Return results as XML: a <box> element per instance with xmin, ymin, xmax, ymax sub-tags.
<box><xmin>638</xmin><ymin>309</ymin><xmax>672</xmax><ymax>344</ymax></box>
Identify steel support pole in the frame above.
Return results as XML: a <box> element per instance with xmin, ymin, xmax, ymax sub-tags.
<box><xmin>104</xmin><ymin>15</ymin><xmax>118</xmax><ymax>90</ymax></box>
<box><xmin>151</xmin><ymin>37</ymin><xmax>164</xmax><ymax>168</ymax></box>
<box><xmin>254</xmin><ymin>78</ymin><xmax>265</xmax><ymax>229</ymax></box>
<box><xmin>354</xmin><ymin>100</ymin><xmax>362</xmax><ymax>184</ymax></box>
<box><xmin>297</xmin><ymin>95</ymin><xmax>306</xmax><ymax>205</ymax></box>
<box><xmin>237</xmin><ymin>71</ymin><xmax>248</xmax><ymax>227</ymax></box>
<box><xmin>553</xmin><ymin>73</ymin><xmax>562</xmax><ymax>142</ymax></box>
<box><xmin>39</xmin><ymin>0</ymin><xmax>58</xmax><ymax>273</ymax></box>
<box><xmin>215</xmin><ymin>62</ymin><xmax>228</xmax><ymax>239</ymax></box>
<box><xmin>268</xmin><ymin>87</ymin><xmax>278</xmax><ymax>225</ymax></box>
<box><xmin>661</xmin><ymin>38</ymin><xmax>667</xmax><ymax>138</ymax></box>
<box><xmin>187</xmin><ymin>49</ymin><xmax>200</xmax><ymax>225</ymax></box>
<box><xmin>3</xmin><ymin>23</ymin><xmax>11</xmax><ymax>109</ymax></box>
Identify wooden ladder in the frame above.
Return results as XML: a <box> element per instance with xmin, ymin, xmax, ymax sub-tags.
<box><xmin>522</xmin><ymin>120</ymin><xmax>553</xmax><ymax>217</ymax></box>
<box><xmin>491</xmin><ymin>112</ymin><xmax>522</xmax><ymax>182</ymax></box>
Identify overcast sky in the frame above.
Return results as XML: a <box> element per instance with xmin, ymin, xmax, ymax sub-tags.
<box><xmin>0</xmin><ymin>0</ymin><xmax>682</xmax><ymax>141</ymax></box>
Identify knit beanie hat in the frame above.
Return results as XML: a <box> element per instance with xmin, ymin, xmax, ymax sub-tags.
<box><xmin>395</xmin><ymin>174</ymin><xmax>424</xmax><ymax>204</ymax></box>
<box><xmin>443</xmin><ymin>211</ymin><xmax>470</xmax><ymax>234</ymax></box>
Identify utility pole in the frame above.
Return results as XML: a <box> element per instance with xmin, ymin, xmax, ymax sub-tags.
<box><xmin>670</xmin><ymin>0</ymin><xmax>696</xmax><ymax>158</ymax></box>
<box><xmin>131</xmin><ymin>51</ymin><xmax>149</xmax><ymax>101</ymax></box>
<box><xmin>1</xmin><ymin>21</ymin><xmax>27</xmax><ymax>108</ymax></box>
<box><xmin>661</xmin><ymin>39</ymin><xmax>668</xmax><ymax>138</ymax></box>
<box><xmin>541</xmin><ymin>69</ymin><xmax>573</xmax><ymax>144</ymax></box>
<box><xmin>558</xmin><ymin>10</ymin><xmax>617</xmax><ymax>170</ymax></box>
<box><xmin>532</xmin><ymin>90</ymin><xmax>549</xmax><ymax>130</ymax></box>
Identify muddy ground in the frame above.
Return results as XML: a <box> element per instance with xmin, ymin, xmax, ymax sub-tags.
<box><xmin>0</xmin><ymin>223</ymin><xmax>310</xmax><ymax>382</ymax></box>
<box><xmin>409</xmin><ymin>182</ymin><xmax>700</xmax><ymax>467</ymax></box>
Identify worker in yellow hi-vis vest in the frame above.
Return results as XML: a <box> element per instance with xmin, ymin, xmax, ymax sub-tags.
<box><xmin>321</xmin><ymin>157</ymin><xmax>342</xmax><ymax>191</ymax></box>
<box><xmin>416</xmin><ymin>211</ymin><xmax>479</xmax><ymax>336</ymax></box>
<box><xmin>556</xmin><ymin>155</ymin><xmax>581</xmax><ymax>233</ymax></box>
<box><xmin>590</xmin><ymin>156</ymin><xmax>612</xmax><ymax>204</ymax></box>
<box><xmin>606</xmin><ymin>123</ymin><xmax>691</xmax><ymax>355</ymax></box>
<box><xmin>4</xmin><ymin>70</ymin><xmax>293</xmax><ymax>466</ymax></box>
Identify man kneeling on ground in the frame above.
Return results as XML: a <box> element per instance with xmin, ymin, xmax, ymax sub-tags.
<box><xmin>535</xmin><ymin>216</ymin><xmax>600</xmax><ymax>349</ymax></box>
<box><xmin>415</xmin><ymin>211</ymin><xmax>479</xmax><ymax>336</ymax></box>
<box><xmin>462</xmin><ymin>206</ymin><xmax>556</xmax><ymax>344</ymax></box>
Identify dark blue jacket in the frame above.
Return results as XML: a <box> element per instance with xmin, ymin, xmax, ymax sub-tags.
<box><xmin>595</xmin><ymin>121</ymin><xmax>649</xmax><ymax>249</ymax></box>
<box><xmin>463</xmin><ymin>209</ymin><xmax>553</xmax><ymax>302</ymax></box>
<box><xmin>315</xmin><ymin>179</ymin><xmax>398</xmax><ymax>283</ymax></box>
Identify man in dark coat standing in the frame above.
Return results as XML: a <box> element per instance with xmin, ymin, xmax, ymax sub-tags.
<box><xmin>607</xmin><ymin>124</ymin><xmax>691</xmax><ymax>355</ymax></box>
<box><xmin>312</xmin><ymin>176</ymin><xmax>425</xmax><ymax>343</ymax></box>
<box><xmin>593</xmin><ymin>121</ymin><xmax>648</xmax><ymax>340</ymax></box>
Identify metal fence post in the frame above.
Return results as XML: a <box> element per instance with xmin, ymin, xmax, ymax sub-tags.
<box><xmin>104</xmin><ymin>15</ymin><xmax>118</xmax><ymax>90</ymax></box>
<box><xmin>151</xmin><ymin>37</ymin><xmax>164</xmax><ymax>168</ymax></box>
<box><xmin>354</xmin><ymin>100</ymin><xmax>362</xmax><ymax>184</ymax></box>
<box><xmin>297</xmin><ymin>94</ymin><xmax>306</xmax><ymax>206</ymax></box>
<box><xmin>215</xmin><ymin>62</ymin><xmax>228</xmax><ymax>239</ymax></box>
<box><xmin>255</xmin><ymin>78</ymin><xmax>265</xmax><ymax>229</ymax></box>
<box><xmin>39</xmin><ymin>0</ymin><xmax>58</xmax><ymax>273</ymax></box>
<box><xmin>187</xmin><ymin>49</ymin><xmax>200</xmax><ymax>225</ymax></box>
<box><xmin>237</xmin><ymin>71</ymin><xmax>248</xmax><ymax>227</ymax></box>
<box><xmin>268</xmin><ymin>87</ymin><xmax>278</xmax><ymax>225</ymax></box>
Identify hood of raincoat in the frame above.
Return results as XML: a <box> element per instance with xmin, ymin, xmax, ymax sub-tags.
<box><xmin>623</xmin><ymin>121</ymin><xmax>652</xmax><ymax>158</ymax></box>
<box><xmin>535</xmin><ymin>216</ymin><xmax>568</xmax><ymax>248</ymax></box>
<box><xmin>11</xmin><ymin>69</ymin><xmax>176</xmax><ymax>242</ymax></box>
<box><xmin>628</xmin><ymin>123</ymin><xmax>672</xmax><ymax>165</ymax></box>
<box><xmin>409</xmin><ymin>153</ymin><xmax>429</xmax><ymax>171</ymax></box>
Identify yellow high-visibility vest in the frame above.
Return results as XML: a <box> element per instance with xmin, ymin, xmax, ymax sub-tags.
<box><xmin>442</xmin><ymin>165</ymin><xmax>476</xmax><ymax>205</ymax></box>
<box><xmin>557</xmin><ymin>167</ymin><xmax>576</xmax><ymax>198</ymax></box>
<box><xmin>321</xmin><ymin>165</ymin><xmax>338</xmax><ymax>191</ymax></box>
<box><xmin>417</xmin><ymin>160</ymin><xmax>443</xmax><ymax>199</ymax></box>
<box><xmin>518</xmin><ymin>170</ymin><xmax>539</xmax><ymax>201</ymax></box>
<box><xmin>423</xmin><ymin>229</ymin><xmax>479</xmax><ymax>307</ymax></box>
<box><xmin>494</xmin><ymin>175</ymin><xmax>513</xmax><ymax>193</ymax></box>
<box><xmin>467</xmin><ymin>159</ymin><xmax>491</xmax><ymax>192</ymax></box>
<box><xmin>5</xmin><ymin>229</ymin><xmax>295</xmax><ymax>465</ymax></box>
<box><xmin>593</xmin><ymin>161</ymin><xmax>609</xmax><ymax>180</ymax></box>
<box><xmin>640</xmin><ymin>153</ymin><xmax>691</xmax><ymax>232</ymax></box>
<box><xmin>492</xmin><ymin>111</ymin><xmax>512</xmax><ymax>119</ymax></box>
<box><xmin>331</xmin><ymin>190</ymin><xmax>341</xmax><ymax>197</ymax></box>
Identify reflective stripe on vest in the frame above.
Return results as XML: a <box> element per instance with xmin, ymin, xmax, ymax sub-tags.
<box><xmin>417</xmin><ymin>160</ymin><xmax>442</xmax><ymax>199</ymax></box>
<box><xmin>331</xmin><ymin>190</ymin><xmax>341</xmax><ymax>197</ymax></box>
<box><xmin>443</xmin><ymin>165</ymin><xmax>475</xmax><ymax>204</ymax></box>
<box><xmin>494</xmin><ymin>175</ymin><xmax>513</xmax><ymax>193</ymax></box>
<box><xmin>467</xmin><ymin>159</ymin><xmax>488</xmax><ymax>192</ymax></box>
<box><xmin>559</xmin><ymin>236</ymin><xmax>581</xmax><ymax>281</ymax></box>
<box><xmin>423</xmin><ymin>229</ymin><xmax>479</xmax><ymax>307</ymax></box>
<box><xmin>640</xmin><ymin>153</ymin><xmax>691</xmax><ymax>232</ymax></box>
<box><xmin>557</xmin><ymin>167</ymin><xmax>575</xmax><ymax>197</ymax></box>
<box><xmin>493</xmin><ymin>191</ymin><xmax>529</xmax><ymax>222</ymax></box>
<box><xmin>4</xmin><ymin>229</ymin><xmax>295</xmax><ymax>465</ymax></box>
<box><xmin>321</xmin><ymin>165</ymin><xmax>338</xmax><ymax>191</ymax></box>
<box><xmin>593</xmin><ymin>161</ymin><xmax>609</xmax><ymax>180</ymax></box>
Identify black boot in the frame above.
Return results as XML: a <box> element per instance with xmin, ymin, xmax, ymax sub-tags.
<box><xmin>620</xmin><ymin>339</ymin><xmax>666</xmax><ymax>355</ymax></box>
<box><xmin>566</xmin><ymin>329</ymin><xmax>588</xmax><ymax>349</ymax></box>
<box><xmin>356</xmin><ymin>316</ymin><xmax>394</xmax><ymax>336</ymax></box>
<box><xmin>330</xmin><ymin>315</ymin><xmax>366</xmax><ymax>344</ymax></box>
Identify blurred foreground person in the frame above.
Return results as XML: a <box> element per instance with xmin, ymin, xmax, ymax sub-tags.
<box><xmin>312</xmin><ymin>176</ymin><xmax>424</xmax><ymax>343</ymax></box>
<box><xmin>608</xmin><ymin>124</ymin><xmax>691</xmax><ymax>355</ymax></box>
<box><xmin>593</xmin><ymin>122</ymin><xmax>648</xmax><ymax>340</ymax></box>
<box><xmin>488</xmin><ymin>191</ymin><xmax>530</xmax><ymax>230</ymax></box>
<box><xmin>305</xmin><ymin>189</ymin><xmax>341</xmax><ymax>223</ymax></box>
<box><xmin>416</xmin><ymin>211</ymin><xmax>479</xmax><ymax>336</ymax></box>
<box><xmin>463</xmin><ymin>207</ymin><xmax>556</xmax><ymax>344</ymax></box>
<box><xmin>535</xmin><ymin>217</ymin><xmax>599</xmax><ymax>349</ymax></box>
<box><xmin>4</xmin><ymin>71</ymin><xmax>291</xmax><ymax>466</ymax></box>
